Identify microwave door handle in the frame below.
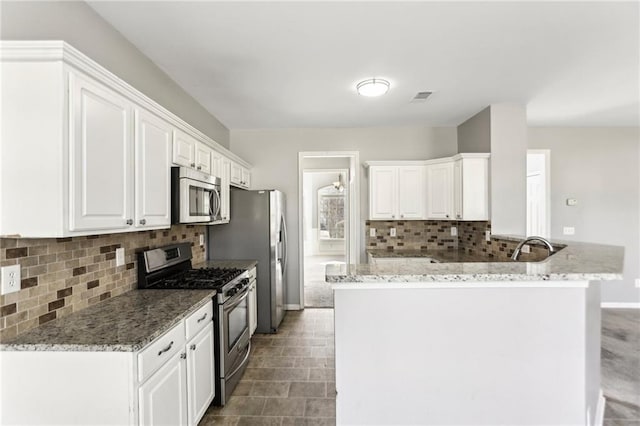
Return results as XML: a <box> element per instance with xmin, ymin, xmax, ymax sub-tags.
<box><xmin>209</xmin><ymin>191</ymin><xmax>215</xmax><ymax>216</ymax></box>
<box><xmin>215</xmin><ymin>189</ymin><xmax>222</xmax><ymax>218</ymax></box>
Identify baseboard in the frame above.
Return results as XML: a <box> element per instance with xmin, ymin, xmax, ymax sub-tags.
<box><xmin>285</xmin><ymin>304</ymin><xmax>302</xmax><ymax>310</ymax></box>
<box><xmin>601</xmin><ymin>302</ymin><xmax>640</xmax><ymax>309</ymax></box>
<box><xmin>594</xmin><ymin>389</ymin><xmax>605</xmax><ymax>426</ymax></box>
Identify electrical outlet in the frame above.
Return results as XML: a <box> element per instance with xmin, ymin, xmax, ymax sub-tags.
<box><xmin>485</xmin><ymin>230</ymin><xmax>491</xmax><ymax>242</ymax></box>
<box><xmin>390</xmin><ymin>228</ymin><xmax>396</xmax><ymax>237</ymax></box>
<box><xmin>521</xmin><ymin>244</ymin><xmax>530</xmax><ymax>254</ymax></box>
<box><xmin>115</xmin><ymin>248</ymin><xmax>125</xmax><ymax>267</ymax></box>
<box><xmin>199</xmin><ymin>234</ymin><xmax>205</xmax><ymax>246</ymax></box>
<box><xmin>566</xmin><ymin>198</ymin><xmax>578</xmax><ymax>206</ymax></box>
<box><xmin>1</xmin><ymin>265</ymin><xmax>21</xmax><ymax>295</ymax></box>
<box><xmin>563</xmin><ymin>226</ymin><xmax>575</xmax><ymax>235</ymax></box>
<box><xmin>450</xmin><ymin>226</ymin><xmax>457</xmax><ymax>237</ymax></box>
<box><xmin>370</xmin><ymin>228</ymin><xmax>376</xmax><ymax>237</ymax></box>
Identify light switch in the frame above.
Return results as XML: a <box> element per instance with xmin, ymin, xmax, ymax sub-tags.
<box><xmin>521</xmin><ymin>244</ymin><xmax>530</xmax><ymax>254</ymax></box>
<box><xmin>370</xmin><ymin>228</ymin><xmax>376</xmax><ymax>237</ymax></box>
<box><xmin>199</xmin><ymin>234</ymin><xmax>205</xmax><ymax>246</ymax></box>
<box><xmin>115</xmin><ymin>248</ymin><xmax>125</xmax><ymax>267</ymax></box>
<box><xmin>450</xmin><ymin>226</ymin><xmax>457</xmax><ymax>237</ymax></box>
<box><xmin>485</xmin><ymin>230</ymin><xmax>491</xmax><ymax>242</ymax></box>
<box><xmin>390</xmin><ymin>228</ymin><xmax>396</xmax><ymax>237</ymax></box>
<box><xmin>563</xmin><ymin>226</ymin><xmax>575</xmax><ymax>235</ymax></box>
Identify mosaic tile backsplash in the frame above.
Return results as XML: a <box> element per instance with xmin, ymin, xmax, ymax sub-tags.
<box><xmin>0</xmin><ymin>225</ymin><xmax>205</xmax><ymax>341</ymax></box>
<box><xmin>366</xmin><ymin>220</ymin><xmax>555</xmax><ymax>261</ymax></box>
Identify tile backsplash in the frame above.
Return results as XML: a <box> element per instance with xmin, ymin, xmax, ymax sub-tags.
<box><xmin>0</xmin><ymin>224</ymin><xmax>205</xmax><ymax>341</ymax></box>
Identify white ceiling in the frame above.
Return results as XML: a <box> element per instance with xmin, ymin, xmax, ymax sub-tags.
<box><xmin>88</xmin><ymin>1</ymin><xmax>639</xmax><ymax>129</ymax></box>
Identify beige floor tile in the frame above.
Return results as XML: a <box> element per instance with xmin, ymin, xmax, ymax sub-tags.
<box><xmin>303</xmin><ymin>399</ymin><xmax>336</xmax><ymax>418</ymax></box>
<box><xmin>262</xmin><ymin>397</ymin><xmax>306</xmax><ymax>417</ymax></box>
<box><xmin>250</xmin><ymin>381</ymin><xmax>291</xmax><ymax>397</ymax></box>
<box><xmin>288</xmin><ymin>382</ymin><xmax>326</xmax><ymax>398</ymax></box>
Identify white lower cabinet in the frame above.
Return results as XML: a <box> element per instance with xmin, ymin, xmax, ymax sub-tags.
<box><xmin>187</xmin><ymin>323</ymin><xmax>216</xmax><ymax>426</ymax></box>
<box><xmin>139</xmin><ymin>350</ymin><xmax>189</xmax><ymax>426</ymax></box>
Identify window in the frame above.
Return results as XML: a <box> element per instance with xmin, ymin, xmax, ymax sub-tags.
<box><xmin>318</xmin><ymin>185</ymin><xmax>344</xmax><ymax>240</ymax></box>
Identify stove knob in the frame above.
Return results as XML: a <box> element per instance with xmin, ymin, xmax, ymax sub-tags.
<box><xmin>228</xmin><ymin>288</ymin><xmax>237</xmax><ymax>297</ymax></box>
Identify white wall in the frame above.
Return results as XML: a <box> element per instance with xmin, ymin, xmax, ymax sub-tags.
<box><xmin>457</xmin><ymin>106</ymin><xmax>491</xmax><ymax>153</ymax></box>
<box><xmin>529</xmin><ymin>127</ymin><xmax>640</xmax><ymax>304</ymax></box>
<box><xmin>0</xmin><ymin>0</ymin><xmax>230</xmax><ymax>147</ymax></box>
<box><xmin>231</xmin><ymin>126</ymin><xmax>458</xmax><ymax>306</ymax></box>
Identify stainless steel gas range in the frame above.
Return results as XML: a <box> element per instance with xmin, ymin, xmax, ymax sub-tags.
<box><xmin>137</xmin><ymin>242</ymin><xmax>251</xmax><ymax>406</ymax></box>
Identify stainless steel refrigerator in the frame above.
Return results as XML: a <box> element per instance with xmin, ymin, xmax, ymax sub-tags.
<box><xmin>207</xmin><ymin>189</ymin><xmax>287</xmax><ymax>333</ymax></box>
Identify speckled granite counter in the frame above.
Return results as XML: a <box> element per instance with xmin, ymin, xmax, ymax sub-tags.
<box><xmin>368</xmin><ymin>248</ymin><xmax>494</xmax><ymax>262</ymax></box>
<box><xmin>0</xmin><ymin>290</ymin><xmax>215</xmax><ymax>352</ymax></box>
<box><xmin>329</xmin><ymin>240</ymin><xmax>623</xmax><ymax>286</ymax></box>
<box><xmin>194</xmin><ymin>260</ymin><xmax>258</xmax><ymax>270</ymax></box>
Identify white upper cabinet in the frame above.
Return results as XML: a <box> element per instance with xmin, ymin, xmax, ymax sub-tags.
<box><xmin>220</xmin><ymin>158</ymin><xmax>231</xmax><ymax>223</ymax></box>
<box><xmin>230</xmin><ymin>161</ymin><xmax>251</xmax><ymax>189</ymax></box>
<box><xmin>0</xmin><ymin>41</ymin><xmax>253</xmax><ymax>237</ymax></box>
<box><xmin>369</xmin><ymin>166</ymin><xmax>398</xmax><ymax>220</ymax></box>
<box><xmin>69</xmin><ymin>72</ymin><xmax>133</xmax><ymax>232</ymax></box>
<box><xmin>135</xmin><ymin>108</ymin><xmax>172</xmax><ymax>228</ymax></box>
<box><xmin>426</xmin><ymin>161</ymin><xmax>454</xmax><ymax>220</ymax></box>
<box><xmin>453</xmin><ymin>154</ymin><xmax>490</xmax><ymax>221</ymax></box>
<box><xmin>368</xmin><ymin>163</ymin><xmax>425</xmax><ymax>220</ymax></box>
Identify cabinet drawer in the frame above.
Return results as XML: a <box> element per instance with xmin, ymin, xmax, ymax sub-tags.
<box><xmin>185</xmin><ymin>300</ymin><xmax>213</xmax><ymax>341</ymax></box>
<box><xmin>138</xmin><ymin>322</ymin><xmax>186</xmax><ymax>382</ymax></box>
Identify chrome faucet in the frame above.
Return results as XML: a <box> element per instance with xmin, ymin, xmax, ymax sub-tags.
<box><xmin>511</xmin><ymin>236</ymin><xmax>555</xmax><ymax>261</ymax></box>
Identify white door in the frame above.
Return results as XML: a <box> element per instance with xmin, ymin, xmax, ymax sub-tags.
<box><xmin>139</xmin><ymin>351</ymin><xmax>188</xmax><ymax>426</ymax></box>
<box><xmin>527</xmin><ymin>172</ymin><xmax>544</xmax><ymax>237</ymax></box>
<box><xmin>397</xmin><ymin>166</ymin><xmax>425</xmax><ymax>219</ymax></box>
<box><xmin>426</xmin><ymin>162</ymin><xmax>454</xmax><ymax>220</ymax></box>
<box><xmin>369</xmin><ymin>167</ymin><xmax>397</xmax><ymax>219</ymax></box>
<box><xmin>69</xmin><ymin>72</ymin><xmax>132</xmax><ymax>232</ymax></box>
<box><xmin>134</xmin><ymin>108</ymin><xmax>172</xmax><ymax>229</ymax></box>
<box><xmin>172</xmin><ymin>130</ymin><xmax>196</xmax><ymax>168</ymax></box>
<box><xmin>186</xmin><ymin>323</ymin><xmax>215</xmax><ymax>426</ymax></box>
<box><xmin>195</xmin><ymin>143</ymin><xmax>212</xmax><ymax>175</ymax></box>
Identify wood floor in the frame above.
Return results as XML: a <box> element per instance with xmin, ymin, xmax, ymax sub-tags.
<box><xmin>200</xmin><ymin>308</ymin><xmax>639</xmax><ymax>425</ymax></box>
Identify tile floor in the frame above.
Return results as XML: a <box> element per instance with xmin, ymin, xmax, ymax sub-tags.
<box><xmin>200</xmin><ymin>308</ymin><xmax>639</xmax><ymax>425</ymax></box>
<box><xmin>200</xmin><ymin>309</ymin><xmax>336</xmax><ymax>425</ymax></box>
<box><xmin>303</xmin><ymin>255</ymin><xmax>343</xmax><ymax>308</ymax></box>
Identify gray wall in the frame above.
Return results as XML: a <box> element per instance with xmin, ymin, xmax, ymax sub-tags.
<box><xmin>528</xmin><ymin>127</ymin><xmax>640</xmax><ymax>303</ymax></box>
<box><xmin>230</xmin><ymin>126</ymin><xmax>458</xmax><ymax>306</ymax></box>
<box><xmin>457</xmin><ymin>106</ymin><xmax>491</xmax><ymax>152</ymax></box>
<box><xmin>1</xmin><ymin>0</ymin><xmax>230</xmax><ymax>147</ymax></box>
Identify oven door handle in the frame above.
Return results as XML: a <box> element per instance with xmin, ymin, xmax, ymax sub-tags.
<box><xmin>223</xmin><ymin>285</ymin><xmax>249</xmax><ymax>311</ymax></box>
<box><xmin>226</xmin><ymin>340</ymin><xmax>251</xmax><ymax>380</ymax></box>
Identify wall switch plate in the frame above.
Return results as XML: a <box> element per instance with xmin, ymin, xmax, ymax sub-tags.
<box><xmin>450</xmin><ymin>226</ymin><xmax>457</xmax><ymax>236</ymax></box>
<box><xmin>115</xmin><ymin>248</ymin><xmax>125</xmax><ymax>267</ymax></box>
<box><xmin>390</xmin><ymin>228</ymin><xmax>396</xmax><ymax>237</ymax></box>
<box><xmin>521</xmin><ymin>244</ymin><xmax>530</xmax><ymax>254</ymax></box>
<box><xmin>635</xmin><ymin>278</ymin><xmax>640</xmax><ymax>288</ymax></box>
<box><xmin>370</xmin><ymin>228</ymin><xmax>376</xmax><ymax>237</ymax></box>
<box><xmin>566</xmin><ymin>198</ymin><xmax>578</xmax><ymax>206</ymax></box>
<box><xmin>485</xmin><ymin>230</ymin><xmax>491</xmax><ymax>242</ymax></box>
<box><xmin>199</xmin><ymin>234</ymin><xmax>205</xmax><ymax>246</ymax></box>
<box><xmin>563</xmin><ymin>226</ymin><xmax>575</xmax><ymax>235</ymax></box>
<box><xmin>1</xmin><ymin>264</ymin><xmax>21</xmax><ymax>295</ymax></box>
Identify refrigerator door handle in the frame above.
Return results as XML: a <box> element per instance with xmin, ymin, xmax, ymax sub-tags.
<box><xmin>281</xmin><ymin>214</ymin><xmax>287</xmax><ymax>274</ymax></box>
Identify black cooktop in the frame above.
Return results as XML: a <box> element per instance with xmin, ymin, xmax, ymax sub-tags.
<box><xmin>149</xmin><ymin>267</ymin><xmax>245</xmax><ymax>290</ymax></box>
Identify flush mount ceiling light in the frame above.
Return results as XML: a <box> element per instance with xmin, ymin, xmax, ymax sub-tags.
<box><xmin>356</xmin><ymin>78</ymin><xmax>390</xmax><ymax>97</ymax></box>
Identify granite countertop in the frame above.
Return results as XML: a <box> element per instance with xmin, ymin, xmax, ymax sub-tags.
<box><xmin>328</xmin><ymin>239</ymin><xmax>624</xmax><ymax>285</ymax></box>
<box><xmin>0</xmin><ymin>290</ymin><xmax>215</xmax><ymax>352</ymax></box>
<box><xmin>194</xmin><ymin>260</ymin><xmax>258</xmax><ymax>270</ymax></box>
<box><xmin>368</xmin><ymin>248</ymin><xmax>493</xmax><ymax>263</ymax></box>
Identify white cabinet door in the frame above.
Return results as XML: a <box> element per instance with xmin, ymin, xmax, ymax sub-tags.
<box><xmin>220</xmin><ymin>158</ymin><xmax>231</xmax><ymax>222</ymax></box>
<box><xmin>454</xmin><ymin>160</ymin><xmax>463</xmax><ymax>220</ymax></box>
<box><xmin>426</xmin><ymin>162</ymin><xmax>454</xmax><ymax>219</ymax></box>
<box><xmin>230</xmin><ymin>162</ymin><xmax>243</xmax><ymax>186</ymax></box>
<box><xmin>397</xmin><ymin>166</ymin><xmax>425</xmax><ymax>219</ymax></box>
<box><xmin>135</xmin><ymin>108</ymin><xmax>172</xmax><ymax>229</ymax></box>
<box><xmin>369</xmin><ymin>167</ymin><xmax>397</xmax><ymax>220</ymax></box>
<box><xmin>186</xmin><ymin>323</ymin><xmax>215</xmax><ymax>426</ymax></box>
<box><xmin>69</xmin><ymin>72</ymin><xmax>133</xmax><ymax>232</ymax></box>
<box><xmin>454</xmin><ymin>157</ymin><xmax>489</xmax><ymax>221</ymax></box>
<box><xmin>139</xmin><ymin>350</ymin><xmax>188</xmax><ymax>426</ymax></box>
<box><xmin>195</xmin><ymin>143</ymin><xmax>212</xmax><ymax>175</ymax></box>
<box><xmin>241</xmin><ymin>168</ymin><xmax>251</xmax><ymax>189</ymax></box>
<box><xmin>173</xmin><ymin>130</ymin><xmax>197</xmax><ymax>168</ymax></box>
<box><xmin>211</xmin><ymin>151</ymin><xmax>223</xmax><ymax>179</ymax></box>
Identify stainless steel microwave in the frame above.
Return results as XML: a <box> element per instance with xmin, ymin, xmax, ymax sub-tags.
<box><xmin>171</xmin><ymin>167</ymin><xmax>222</xmax><ymax>224</ymax></box>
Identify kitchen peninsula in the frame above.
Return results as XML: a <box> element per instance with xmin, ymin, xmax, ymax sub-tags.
<box><xmin>326</xmin><ymin>239</ymin><xmax>624</xmax><ymax>425</ymax></box>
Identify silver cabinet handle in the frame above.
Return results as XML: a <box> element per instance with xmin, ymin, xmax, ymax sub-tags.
<box><xmin>139</xmin><ymin>219</ymin><xmax>146</xmax><ymax>225</ymax></box>
<box><xmin>197</xmin><ymin>166</ymin><xmax>202</xmax><ymax>170</ymax></box>
<box><xmin>190</xmin><ymin>163</ymin><xmax>196</xmax><ymax>168</ymax></box>
<box><xmin>400</xmin><ymin>214</ymin><xmax>404</xmax><ymax>218</ymax></box>
<box><xmin>126</xmin><ymin>219</ymin><xmax>133</xmax><ymax>225</ymax></box>
<box><xmin>180</xmin><ymin>353</ymin><xmax>186</xmax><ymax>359</ymax></box>
<box><xmin>157</xmin><ymin>341</ymin><xmax>174</xmax><ymax>356</ymax></box>
<box><xmin>196</xmin><ymin>312</ymin><xmax>208</xmax><ymax>323</ymax></box>
<box><xmin>391</xmin><ymin>215</ymin><xmax>395</xmax><ymax>219</ymax></box>
<box><xmin>190</xmin><ymin>344</ymin><xmax>196</xmax><ymax>351</ymax></box>
<box><xmin>446</xmin><ymin>215</ymin><xmax>449</xmax><ymax>218</ymax></box>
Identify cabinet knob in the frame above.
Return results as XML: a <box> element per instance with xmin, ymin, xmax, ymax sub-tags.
<box><xmin>126</xmin><ymin>219</ymin><xmax>133</xmax><ymax>225</ymax></box>
<box><xmin>446</xmin><ymin>215</ymin><xmax>449</xmax><ymax>218</ymax></box>
<box><xmin>190</xmin><ymin>163</ymin><xmax>196</xmax><ymax>168</ymax></box>
<box><xmin>456</xmin><ymin>214</ymin><xmax>461</xmax><ymax>219</ymax></box>
<box><xmin>139</xmin><ymin>219</ymin><xmax>146</xmax><ymax>225</ymax></box>
<box><xmin>391</xmin><ymin>215</ymin><xmax>395</xmax><ymax>219</ymax></box>
<box><xmin>180</xmin><ymin>353</ymin><xmax>186</xmax><ymax>359</ymax></box>
<box><xmin>400</xmin><ymin>214</ymin><xmax>404</xmax><ymax>218</ymax></box>
<box><xmin>197</xmin><ymin>166</ymin><xmax>202</xmax><ymax>170</ymax></box>
<box><xmin>190</xmin><ymin>344</ymin><xmax>196</xmax><ymax>351</ymax></box>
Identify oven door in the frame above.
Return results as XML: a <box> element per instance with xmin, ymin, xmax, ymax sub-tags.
<box><xmin>179</xmin><ymin>177</ymin><xmax>221</xmax><ymax>223</ymax></box>
<box><xmin>220</xmin><ymin>287</ymin><xmax>251</xmax><ymax>379</ymax></box>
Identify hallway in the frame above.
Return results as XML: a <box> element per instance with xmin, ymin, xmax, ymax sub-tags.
<box><xmin>303</xmin><ymin>255</ymin><xmax>343</xmax><ymax>308</ymax></box>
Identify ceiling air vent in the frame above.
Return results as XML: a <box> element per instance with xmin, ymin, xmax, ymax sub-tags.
<box><xmin>411</xmin><ymin>91</ymin><xmax>433</xmax><ymax>103</ymax></box>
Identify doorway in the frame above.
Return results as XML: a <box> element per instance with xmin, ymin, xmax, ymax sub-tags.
<box><xmin>298</xmin><ymin>152</ymin><xmax>359</xmax><ymax>309</ymax></box>
<box><xmin>526</xmin><ymin>150</ymin><xmax>551</xmax><ymax>238</ymax></box>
